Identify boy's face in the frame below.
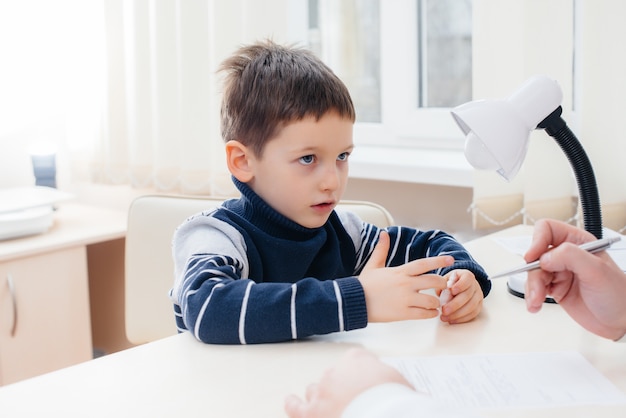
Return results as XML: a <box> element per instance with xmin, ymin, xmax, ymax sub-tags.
<box><xmin>247</xmin><ymin>112</ymin><xmax>354</xmax><ymax>228</ymax></box>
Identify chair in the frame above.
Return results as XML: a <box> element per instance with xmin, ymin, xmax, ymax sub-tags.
<box><xmin>124</xmin><ymin>195</ymin><xmax>394</xmax><ymax>345</ymax></box>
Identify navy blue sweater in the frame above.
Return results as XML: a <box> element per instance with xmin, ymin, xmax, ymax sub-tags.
<box><xmin>170</xmin><ymin>180</ymin><xmax>490</xmax><ymax>344</ymax></box>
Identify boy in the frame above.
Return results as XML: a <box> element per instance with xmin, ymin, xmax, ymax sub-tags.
<box><xmin>170</xmin><ymin>40</ymin><xmax>490</xmax><ymax>344</ymax></box>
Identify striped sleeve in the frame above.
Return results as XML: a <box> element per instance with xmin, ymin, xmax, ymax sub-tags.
<box><xmin>176</xmin><ymin>254</ymin><xmax>366</xmax><ymax>344</ymax></box>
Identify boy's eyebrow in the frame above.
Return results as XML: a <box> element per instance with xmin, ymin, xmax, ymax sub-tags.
<box><xmin>290</xmin><ymin>143</ymin><xmax>355</xmax><ymax>154</ymax></box>
<box><xmin>342</xmin><ymin>144</ymin><xmax>355</xmax><ymax>154</ymax></box>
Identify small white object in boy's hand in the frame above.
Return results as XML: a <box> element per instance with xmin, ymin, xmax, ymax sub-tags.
<box><xmin>439</xmin><ymin>271</ymin><xmax>457</xmax><ymax>305</ymax></box>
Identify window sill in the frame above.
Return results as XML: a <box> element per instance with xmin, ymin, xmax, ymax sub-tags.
<box><xmin>349</xmin><ymin>146</ymin><xmax>474</xmax><ymax>188</ymax></box>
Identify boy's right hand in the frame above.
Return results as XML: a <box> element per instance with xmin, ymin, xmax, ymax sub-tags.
<box><xmin>358</xmin><ymin>231</ymin><xmax>453</xmax><ymax>322</ymax></box>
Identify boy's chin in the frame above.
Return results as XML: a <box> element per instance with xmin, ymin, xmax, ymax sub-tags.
<box><xmin>297</xmin><ymin>215</ymin><xmax>331</xmax><ymax>229</ymax></box>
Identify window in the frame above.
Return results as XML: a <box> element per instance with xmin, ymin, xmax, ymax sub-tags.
<box><xmin>308</xmin><ymin>0</ymin><xmax>473</xmax><ymax>151</ymax></box>
<box><xmin>419</xmin><ymin>0</ymin><xmax>472</xmax><ymax>108</ymax></box>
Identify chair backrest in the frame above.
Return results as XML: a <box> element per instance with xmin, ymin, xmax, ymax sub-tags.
<box><xmin>124</xmin><ymin>195</ymin><xmax>394</xmax><ymax>344</ymax></box>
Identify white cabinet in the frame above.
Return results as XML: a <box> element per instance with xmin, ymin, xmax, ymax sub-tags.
<box><xmin>0</xmin><ymin>247</ymin><xmax>92</xmax><ymax>385</ymax></box>
<box><xmin>0</xmin><ymin>203</ymin><xmax>128</xmax><ymax>386</ymax></box>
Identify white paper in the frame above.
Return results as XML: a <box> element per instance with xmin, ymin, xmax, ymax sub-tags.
<box><xmin>384</xmin><ymin>351</ymin><xmax>626</xmax><ymax>409</ymax></box>
<box><xmin>492</xmin><ymin>235</ymin><xmax>532</xmax><ymax>257</ymax></box>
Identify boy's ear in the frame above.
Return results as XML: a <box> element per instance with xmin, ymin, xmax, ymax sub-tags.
<box><xmin>225</xmin><ymin>140</ymin><xmax>254</xmax><ymax>183</ymax></box>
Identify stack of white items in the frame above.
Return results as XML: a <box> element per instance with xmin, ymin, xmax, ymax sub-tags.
<box><xmin>0</xmin><ymin>187</ymin><xmax>73</xmax><ymax>241</ymax></box>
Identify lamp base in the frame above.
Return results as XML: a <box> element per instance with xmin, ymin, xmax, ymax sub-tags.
<box><xmin>507</xmin><ymin>273</ymin><xmax>556</xmax><ymax>304</ymax></box>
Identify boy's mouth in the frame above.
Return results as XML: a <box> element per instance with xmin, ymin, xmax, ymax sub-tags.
<box><xmin>312</xmin><ymin>201</ymin><xmax>335</xmax><ymax>210</ymax></box>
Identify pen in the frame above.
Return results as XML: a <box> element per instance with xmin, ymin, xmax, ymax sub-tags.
<box><xmin>488</xmin><ymin>235</ymin><xmax>622</xmax><ymax>280</ymax></box>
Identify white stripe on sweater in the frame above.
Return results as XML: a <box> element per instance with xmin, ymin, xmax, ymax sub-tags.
<box><xmin>404</xmin><ymin>230</ymin><xmax>419</xmax><ymax>264</ymax></box>
<box><xmin>388</xmin><ymin>228</ymin><xmax>401</xmax><ymax>266</ymax></box>
<box><xmin>238</xmin><ymin>281</ymin><xmax>254</xmax><ymax>344</ymax></box>
<box><xmin>356</xmin><ymin>225</ymin><xmax>376</xmax><ymax>269</ymax></box>
<box><xmin>290</xmin><ymin>284</ymin><xmax>297</xmax><ymax>339</ymax></box>
<box><xmin>193</xmin><ymin>283</ymin><xmax>224</xmax><ymax>340</ymax></box>
<box><xmin>333</xmin><ymin>281</ymin><xmax>344</xmax><ymax>332</ymax></box>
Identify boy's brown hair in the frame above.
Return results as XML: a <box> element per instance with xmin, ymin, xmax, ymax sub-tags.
<box><xmin>218</xmin><ymin>39</ymin><xmax>355</xmax><ymax>157</ymax></box>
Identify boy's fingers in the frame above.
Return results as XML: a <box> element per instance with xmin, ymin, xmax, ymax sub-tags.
<box><xmin>404</xmin><ymin>255</ymin><xmax>454</xmax><ymax>276</ymax></box>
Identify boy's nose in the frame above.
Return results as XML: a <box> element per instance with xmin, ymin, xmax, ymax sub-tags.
<box><xmin>320</xmin><ymin>165</ymin><xmax>340</xmax><ymax>191</ymax></box>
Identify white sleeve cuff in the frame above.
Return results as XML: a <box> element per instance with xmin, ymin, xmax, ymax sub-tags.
<box><xmin>342</xmin><ymin>383</ymin><xmax>481</xmax><ymax>418</ymax></box>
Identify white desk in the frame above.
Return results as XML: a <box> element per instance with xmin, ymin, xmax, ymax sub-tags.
<box><xmin>0</xmin><ymin>225</ymin><xmax>624</xmax><ymax>417</ymax></box>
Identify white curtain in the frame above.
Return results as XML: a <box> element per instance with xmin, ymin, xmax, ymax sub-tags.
<box><xmin>0</xmin><ymin>0</ymin><xmax>104</xmax><ymax>189</ymax></box>
<box><xmin>88</xmin><ymin>0</ymin><xmax>303</xmax><ymax>196</ymax></box>
<box><xmin>470</xmin><ymin>0</ymin><xmax>626</xmax><ymax>234</ymax></box>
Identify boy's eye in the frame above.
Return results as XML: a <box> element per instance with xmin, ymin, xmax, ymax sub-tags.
<box><xmin>337</xmin><ymin>152</ymin><xmax>350</xmax><ymax>161</ymax></box>
<box><xmin>299</xmin><ymin>155</ymin><xmax>315</xmax><ymax>165</ymax></box>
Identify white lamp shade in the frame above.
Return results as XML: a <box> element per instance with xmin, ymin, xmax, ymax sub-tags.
<box><xmin>451</xmin><ymin>75</ymin><xmax>564</xmax><ymax>181</ymax></box>
<box><xmin>452</xmin><ymin>100</ymin><xmax>530</xmax><ymax>181</ymax></box>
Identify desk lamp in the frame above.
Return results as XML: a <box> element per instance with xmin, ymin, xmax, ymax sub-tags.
<box><xmin>450</xmin><ymin>75</ymin><xmax>603</xmax><ymax>300</ymax></box>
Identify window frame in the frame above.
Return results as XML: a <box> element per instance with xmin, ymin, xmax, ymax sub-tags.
<box><xmin>351</xmin><ymin>0</ymin><xmax>472</xmax><ymax>186</ymax></box>
<box><xmin>355</xmin><ymin>0</ymin><xmax>467</xmax><ymax>149</ymax></box>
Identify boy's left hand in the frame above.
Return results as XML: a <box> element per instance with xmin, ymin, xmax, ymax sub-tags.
<box><xmin>438</xmin><ymin>269</ymin><xmax>483</xmax><ymax>324</ymax></box>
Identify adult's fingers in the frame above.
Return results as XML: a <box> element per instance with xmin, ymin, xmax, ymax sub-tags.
<box><xmin>525</xmin><ymin>219</ymin><xmax>594</xmax><ymax>263</ymax></box>
<box><xmin>539</xmin><ymin>242</ymin><xmax>607</xmax><ymax>278</ymax></box>
<box><xmin>283</xmin><ymin>394</ymin><xmax>305</xmax><ymax>418</ymax></box>
<box><xmin>524</xmin><ymin>270</ymin><xmax>553</xmax><ymax>313</ymax></box>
